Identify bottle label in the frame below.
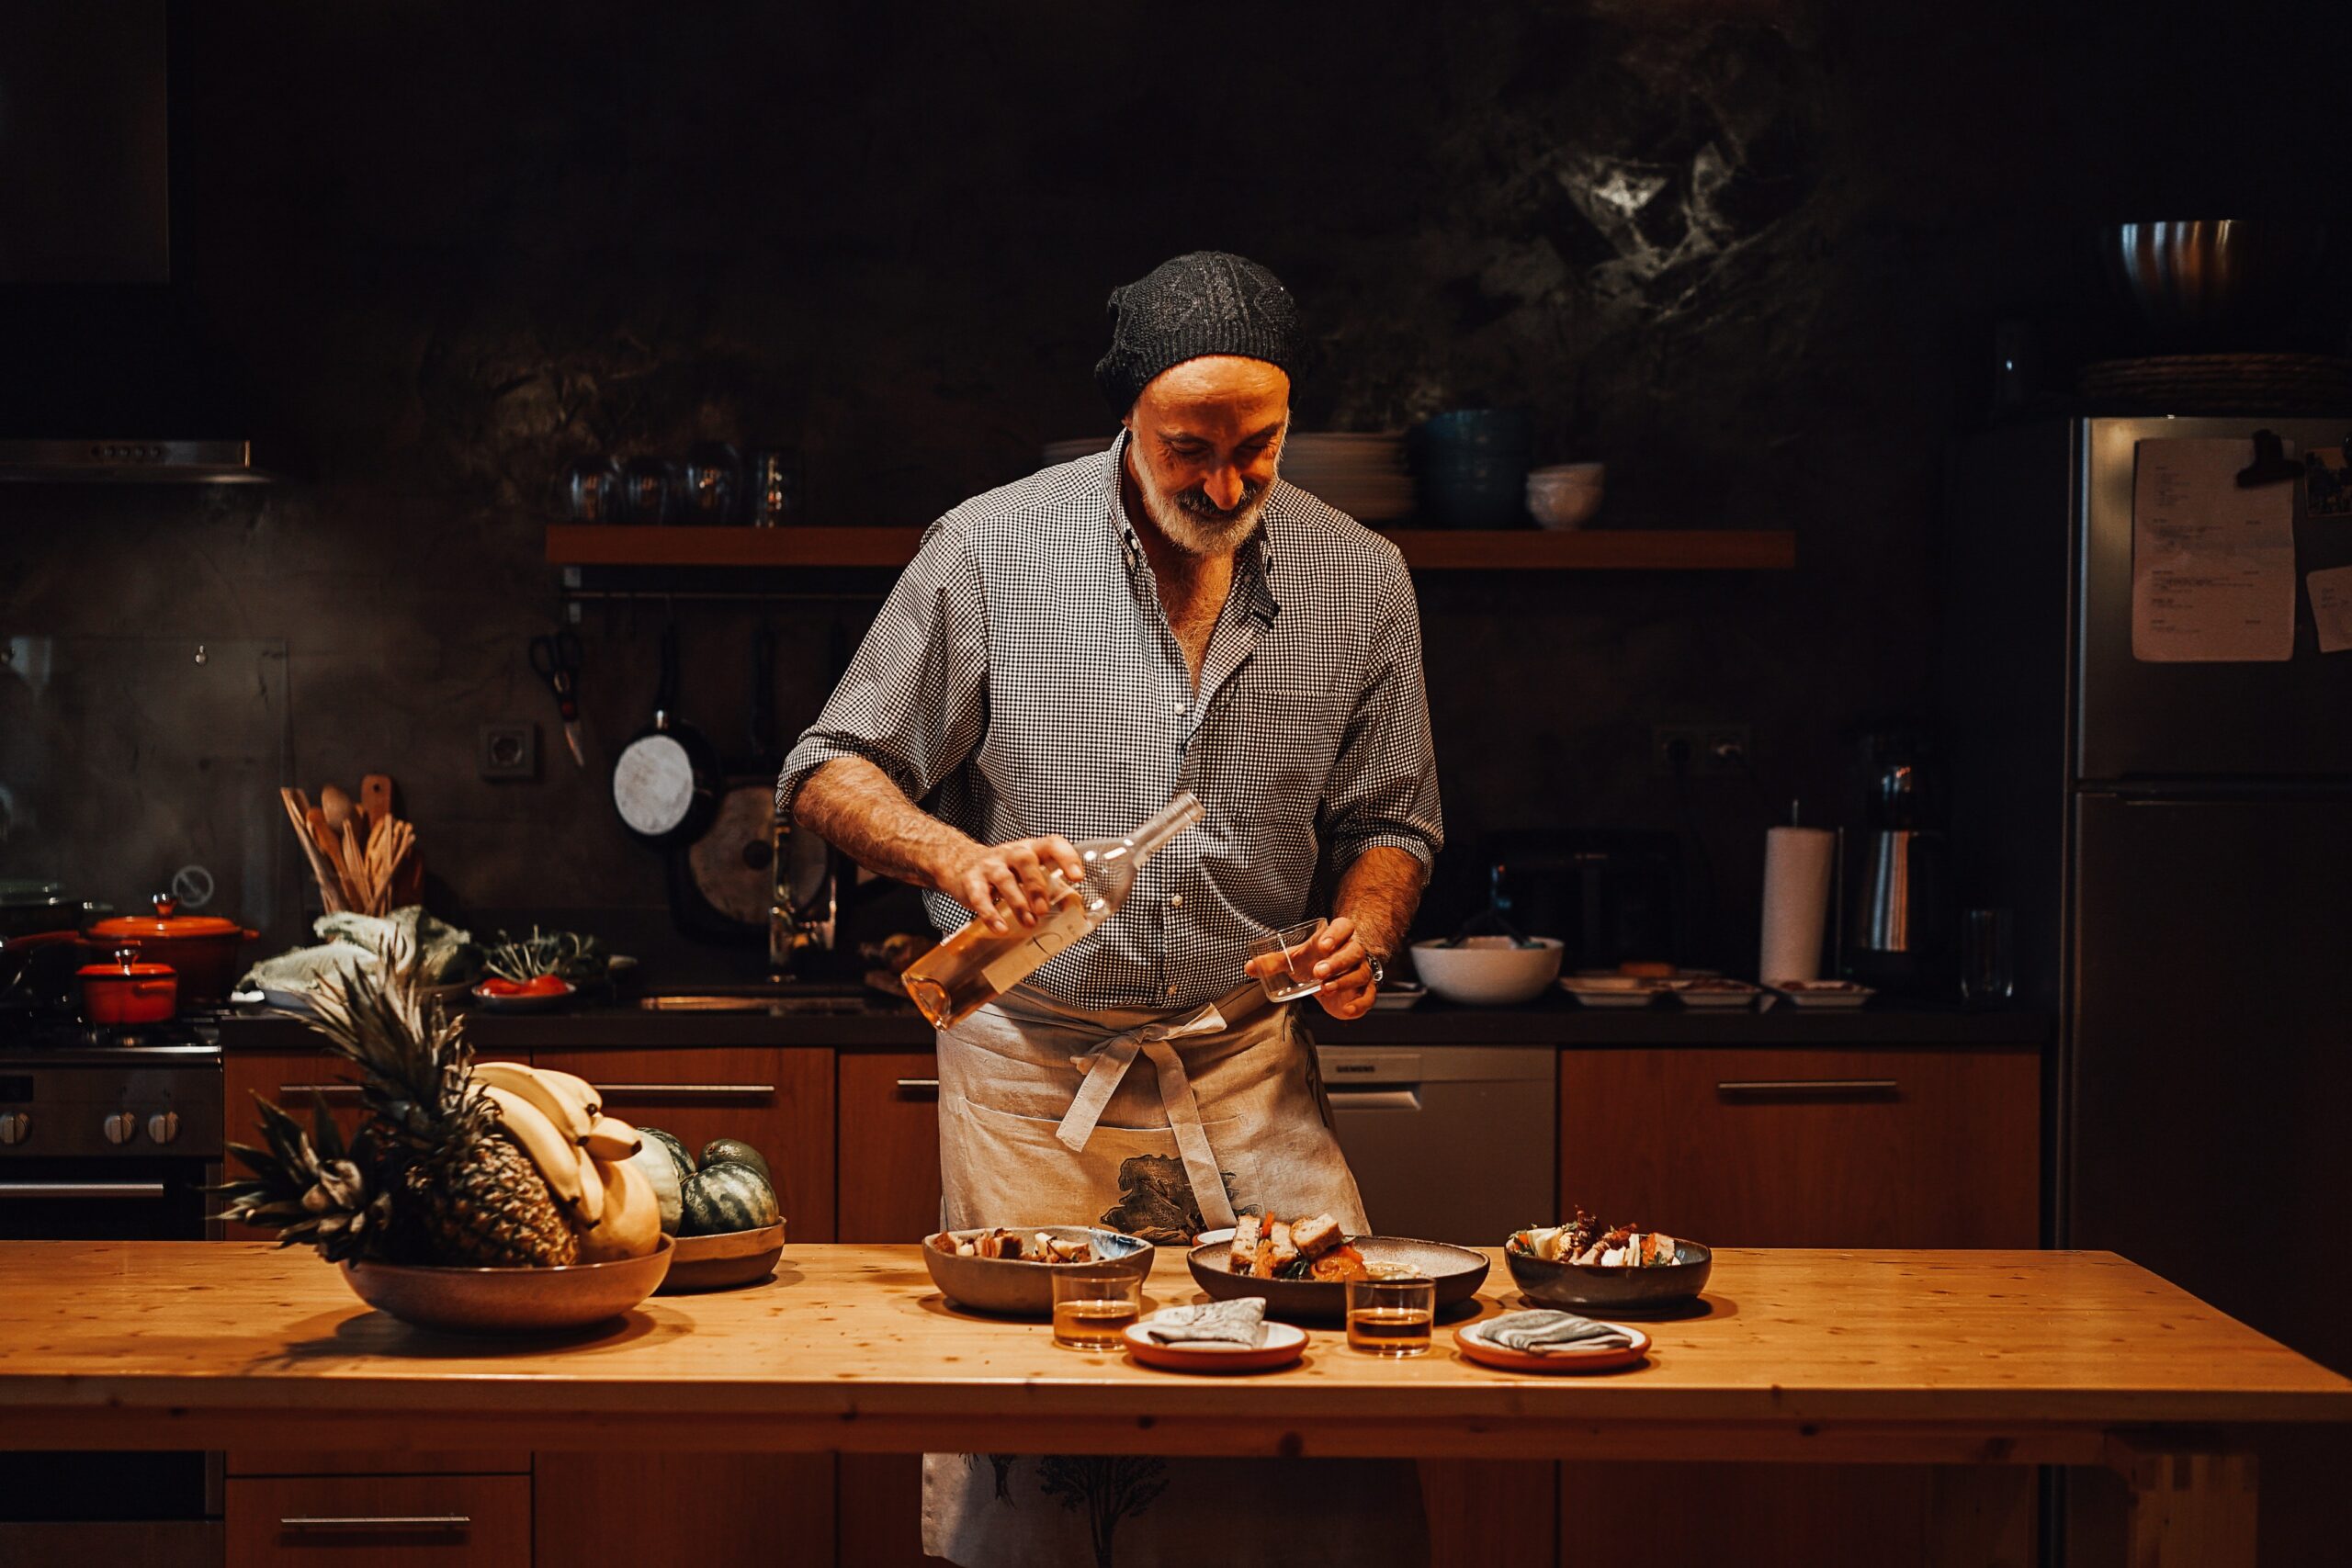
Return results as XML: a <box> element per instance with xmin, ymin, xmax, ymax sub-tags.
<box><xmin>977</xmin><ymin>898</ymin><xmax>1092</xmax><ymax>995</ymax></box>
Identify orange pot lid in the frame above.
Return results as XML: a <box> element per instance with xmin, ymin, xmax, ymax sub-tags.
<box><xmin>87</xmin><ymin>894</ymin><xmax>243</xmax><ymax>940</ymax></box>
<box><xmin>80</xmin><ymin>946</ymin><xmax>175</xmax><ymax>978</ymax></box>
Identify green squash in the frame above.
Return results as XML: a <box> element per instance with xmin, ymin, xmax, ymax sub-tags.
<box><xmin>697</xmin><ymin>1137</ymin><xmax>771</xmax><ymax>1182</ymax></box>
<box><xmin>639</xmin><ymin>1125</ymin><xmax>695</xmax><ymax>1183</ymax></box>
<box><xmin>625</xmin><ymin>1140</ymin><xmax>685</xmax><ymax>1235</ymax></box>
<box><xmin>679</xmin><ymin>1162</ymin><xmax>780</xmax><ymax>1236</ymax></box>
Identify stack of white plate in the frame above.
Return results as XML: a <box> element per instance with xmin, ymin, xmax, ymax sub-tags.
<box><xmin>1037</xmin><ymin>431</ymin><xmax>1413</xmax><ymax>523</ymax></box>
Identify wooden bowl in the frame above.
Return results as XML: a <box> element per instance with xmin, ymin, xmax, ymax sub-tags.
<box><xmin>658</xmin><ymin>1223</ymin><xmax>786</xmax><ymax>1293</ymax></box>
<box><xmin>340</xmin><ymin>1236</ymin><xmax>672</xmax><ymax>1334</ymax></box>
<box><xmin>921</xmin><ymin>1225</ymin><xmax>1154</xmax><ymax>1317</ymax></box>
<box><xmin>1184</xmin><ymin>1235</ymin><xmax>1490</xmax><ymax>1324</ymax></box>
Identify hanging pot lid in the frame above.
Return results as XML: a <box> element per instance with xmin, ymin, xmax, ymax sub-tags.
<box><xmin>0</xmin><ymin>878</ymin><xmax>66</xmax><ymax>908</ymax></box>
<box><xmin>87</xmin><ymin>893</ymin><xmax>243</xmax><ymax>940</ymax></box>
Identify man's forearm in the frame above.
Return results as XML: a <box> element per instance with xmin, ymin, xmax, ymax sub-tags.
<box><xmin>1332</xmin><ymin>845</ymin><xmax>1425</xmax><ymax>963</ymax></box>
<box><xmin>790</xmin><ymin>757</ymin><xmax>975</xmax><ymax>894</ymax></box>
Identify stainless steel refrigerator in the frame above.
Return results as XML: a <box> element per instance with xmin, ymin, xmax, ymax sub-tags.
<box><xmin>1946</xmin><ymin>415</ymin><xmax>2352</xmax><ymax>1564</ymax></box>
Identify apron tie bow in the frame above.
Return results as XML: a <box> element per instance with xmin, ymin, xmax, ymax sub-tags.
<box><xmin>1054</xmin><ymin>1002</ymin><xmax>1237</xmax><ymax>1231</ymax></box>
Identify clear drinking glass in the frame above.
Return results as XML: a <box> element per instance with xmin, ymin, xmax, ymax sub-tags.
<box><xmin>1050</xmin><ymin>1267</ymin><xmax>1141</xmax><ymax>1351</ymax></box>
<box><xmin>1246</xmin><ymin>918</ymin><xmax>1328</xmax><ymax>1003</ymax></box>
<box><xmin>1960</xmin><ymin>908</ymin><xmax>2015</xmax><ymax>1005</ymax></box>
<box><xmin>1345</xmin><ymin>1275</ymin><xmax>1434</xmax><ymax>1357</ymax></box>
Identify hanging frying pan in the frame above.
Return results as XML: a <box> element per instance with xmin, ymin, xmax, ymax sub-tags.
<box><xmin>677</xmin><ymin>625</ymin><xmax>785</xmax><ymax>942</ymax></box>
<box><xmin>611</xmin><ymin>621</ymin><xmax>720</xmax><ymax>848</ymax></box>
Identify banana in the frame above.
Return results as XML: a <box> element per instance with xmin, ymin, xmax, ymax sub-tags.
<box><xmin>577</xmin><ymin>1156</ymin><xmax>662</xmax><ymax>1263</ymax></box>
<box><xmin>581</xmin><ymin>1113</ymin><xmax>642</xmax><ymax>1161</ymax></box>
<box><xmin>531</xmin><ymin>1066</ymin><xmax>604</xmax><ymax>1121</ymax></box>
<box><xmin>571</xmin><ymin>1143</ymin><xmax>605</xmax><ymax>1225</ymax></box>
<box><xmin>481</xmin><ymin>1085</ymin><xmax>583</xmax><ymax>1209</ymax></box>
<box><xmin>473</xmin><ymin>1061</ymin><xmax>593</xmax><ymax>1142</ymax></box>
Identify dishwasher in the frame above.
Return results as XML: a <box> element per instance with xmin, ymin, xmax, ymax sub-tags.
<box><xmin>1312</xmin><ymin>1043</ymin><xmax>1555</xmax><ymax>1244</ymax></box>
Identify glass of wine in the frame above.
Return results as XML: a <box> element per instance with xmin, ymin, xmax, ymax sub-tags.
<box><xmin>1345</xmin><ymin>1275</ymin><xmax>1434</xmax><ymax>1357</ymax></box>
<box><xmin>1050</xmin><ymin>1266</ymin><xmax>1142</xmax><ymax>1351</ymax></box>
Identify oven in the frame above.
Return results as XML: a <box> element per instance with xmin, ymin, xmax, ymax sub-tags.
<box><xmin>0</xmin><ymin>1034</ymin><xmax>226</xmax><ymax>1565</ymax></box>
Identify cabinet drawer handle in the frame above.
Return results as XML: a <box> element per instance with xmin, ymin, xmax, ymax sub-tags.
<box><xmin>1324</xmin><ymin>1088</ymin><xmax>1423</xmax><ymax>1111</ymax></box>
<box><xmin>278</xmin><ymin>1084</ymin><xmax>360</xmax><ymax>1099</ymax></box>
<box><xmin>0</xmin><ymin>1180</ymin><xmax>169</xmax><ymax>1200</ymax></box>
<box><xmin>594</xmin><ymin>1083</ymin><xmax>775</xmax><ymax>1099</ymax></box>
<box><xmin>894</xmin><ymin>1077</ymin><xmax>939</xmax><ymax>1094</ymax></box>
<box><xmin>1715</xmin><ymin>1078</ymin><xmax>1900</xmax><ymax>1098</ymax></box>
<box><xmin>279</xmin><ymin>1515</ymin><xmax>470</xmax><ymax>1531</ymax></box>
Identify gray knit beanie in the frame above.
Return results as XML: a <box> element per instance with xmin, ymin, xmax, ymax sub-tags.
<box><xmin>1093</xmin><ymin>251</ymin><xmax>1298</xmax><ymax>413</ymax></box>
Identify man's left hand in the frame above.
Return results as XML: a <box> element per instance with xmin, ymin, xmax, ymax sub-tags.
<box><xmin>1307</xmin><ymin>915</ymin><xmax>1378</xmax><ymax>1021</ymax></box>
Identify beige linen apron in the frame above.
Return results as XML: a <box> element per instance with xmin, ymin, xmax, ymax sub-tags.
<box><xmin>921</xmin><ymin>982</ymin><xmax>1429</xmax><ymax>1568</ymax></box>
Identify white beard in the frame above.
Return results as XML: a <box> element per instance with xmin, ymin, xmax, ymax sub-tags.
<box><xmin>1132</xmin><ymin>457</ymin><xmax>1276</xmax><ymax>558</ymax></box>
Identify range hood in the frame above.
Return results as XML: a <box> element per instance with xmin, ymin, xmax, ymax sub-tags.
<box><xmin>0</xmin><ymin>439</ymin><xmax>274</xmax><ymax>484</ymax></box>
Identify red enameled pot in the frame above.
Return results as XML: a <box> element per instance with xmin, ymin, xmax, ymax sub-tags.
<box><xmin>84</xmin><ymin>894</ymin><xmax>258</xmax><ymax>1006</ymax></box>
<box><xmin>78</xmin><ymin>948</ymin><xmax>178</xmax><ymax>1026</ymax></box>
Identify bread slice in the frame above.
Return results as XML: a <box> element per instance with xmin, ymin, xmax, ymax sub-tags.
<box><xmin>1228</xmin><ymin>1213</ymin><xmax>1263</xmax><ymax>1271</ymax></box>
<box><xmin>1292</xmin><ymin>1213</ymin><xmax>1344</xmax><ymax>1258</ymax></box>
<box><xmin>1267</xmin><ymin>1219</ymin><xmax>1299</xmax><ymax>1272</ymax></box>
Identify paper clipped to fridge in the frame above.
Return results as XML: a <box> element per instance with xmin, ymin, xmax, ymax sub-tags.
<box><xmin>2131</xmin><ymin>437</ymin><xmax>2297</xmax><ymax>663</ymax></box>
<box><xmin>2308</xmin><ymin>564</ymin><xmax>2352</xmax><ymax>655</ymax></box>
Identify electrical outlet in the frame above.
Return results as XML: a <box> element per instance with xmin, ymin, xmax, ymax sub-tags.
<box><xmin>1651</xmin><ymin>723</ymin><xmax>1753</xmax><ymax>777</ymax></box>
<box><xmin>479</xmin><ymin>721</ymin><xmax>538</xmax><ymax>781</ymax></box>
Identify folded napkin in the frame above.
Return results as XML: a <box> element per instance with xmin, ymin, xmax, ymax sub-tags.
<box><xmin>1476</xmin><ymin>1310</ymin><xmax>1634</xmax><ymax>1355</ymax></box>
<box><xmin>1143</xmin><ymin>1298</ymin><xmax>1270</xmax><ymax>1348</ymax></box>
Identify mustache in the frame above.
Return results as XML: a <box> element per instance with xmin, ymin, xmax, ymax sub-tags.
<box><xmin>1171</xmin><ymin>481</ymin><xmax>1265</xmax><ymax>523</ymax></box>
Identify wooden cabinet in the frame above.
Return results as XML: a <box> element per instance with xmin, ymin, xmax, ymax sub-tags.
<box><xmin>1558</xmin><ymin>1044</ymin><xmax>2041</xmax><ymax>1568</ymax></box>
<box><xmin>835</xmin><ymin>1051</ymin><xmax>941</xmax><ymax>1568</ymax></box>
<box><xmin>226</xmin><ymin>1472</ymin><xmax>529</xmax><ymax>1565</ymax></box>
<box><xmin>836</xmin><ymin>1051</ymin><xmax>942</xmax><ymax>1243</ymax></box>
<box><xmin>532</xmin><ymin>1044</ymin><xmax>836</xmax><ymax>1243</ymax></box>
<box><xmin>529</xmin><ymin>1045</ymin><xmax>837</xmax><ymax>1557</ymax></box>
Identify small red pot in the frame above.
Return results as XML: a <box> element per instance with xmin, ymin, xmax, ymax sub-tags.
<box><xmin>79</xmin><ymin>948</ymin><xmax>179</xmax><ymax>1026</ymax></box>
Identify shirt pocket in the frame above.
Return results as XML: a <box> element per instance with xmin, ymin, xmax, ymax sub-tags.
<box><xmin>1203</xmin><ymin>684</ymin><xmax>1347</xmax><ymax>869</ymax></box>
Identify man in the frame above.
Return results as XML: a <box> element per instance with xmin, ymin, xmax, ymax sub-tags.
<box><xmin>779</xmin><ymin>251</ymin><xmax>1442</xmax><ymax>1566</ymax></box>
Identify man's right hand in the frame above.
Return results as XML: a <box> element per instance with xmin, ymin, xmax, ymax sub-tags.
<box><xmin>941</xmin><ymin>836</ymin><xmax>1088</xmax><ymax>932</ymax></box>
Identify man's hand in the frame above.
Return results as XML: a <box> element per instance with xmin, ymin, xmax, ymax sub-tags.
<box><xmin>943</xmin><ymin>836</ymin><xmax>1088</xmax><ymax>932</ymax></box>
<box><xmin>1307</xmin><ymin>915</ymin><xmax>1379</xmax><ymax>1021</ymax></box>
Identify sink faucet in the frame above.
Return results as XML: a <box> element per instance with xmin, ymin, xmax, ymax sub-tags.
<box><xmin>769</xmin><ymin>807</ymin><xmax>838</xmax><ymax>978</ymax></box>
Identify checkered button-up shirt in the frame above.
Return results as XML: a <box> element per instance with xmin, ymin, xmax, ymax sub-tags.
<box><xmin>777</xmin><ymin>433</ymin><xmax>1442</xmax><ymax>1013</ymax></box>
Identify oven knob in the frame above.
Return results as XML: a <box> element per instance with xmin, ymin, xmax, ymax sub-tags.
<box><xmin>0</xmin><ymin>1111</ymin><xmax>27</xmax><ymax>1145</ymax></box>
<box><xmin>148</xmin><ymin>1111</ymin><xmax>181</xmax><ymax>1145</ymax></box>
<box><xmin>103</xmin><ymin>1111</ymin><xmax>140</xmax><ymax>1145</ymax></box>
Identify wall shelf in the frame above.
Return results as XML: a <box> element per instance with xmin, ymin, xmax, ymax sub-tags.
<box><xmin>546</xmin><ymin>525</ymin><xmax>1797</xmax><ymax>573</ymax></box>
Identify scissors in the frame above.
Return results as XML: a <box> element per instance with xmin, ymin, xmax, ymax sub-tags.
<box><xmin>528</xmin><ymin>629</ymin><xmax>586</xmax><ymax>768</ymax></box>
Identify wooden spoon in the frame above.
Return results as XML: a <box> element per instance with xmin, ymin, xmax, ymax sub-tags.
<box><xmin>319</xmin><ymin>784</ymin><xmax>356</xmax><ymax>841</ymax></box>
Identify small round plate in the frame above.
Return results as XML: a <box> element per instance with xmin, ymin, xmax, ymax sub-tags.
<box><xmin>1124</xmin><ymin>1318</ymin><xmax>1307</xmax><ymax>1373</ymax></box>
<box><xmin>1455</xmin><ymin>1319</ymin><xmax>1649</xmax><ymax>1374</ymax></box>
<box><xmin>469</xmin><ymin>979</ymin><xmax>576</xmax><ymax>1013</ymax></box>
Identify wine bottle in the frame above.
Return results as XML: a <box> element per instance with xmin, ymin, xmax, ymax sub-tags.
<box><xmin>901</xmin><ymin>792</ymin><xmax>1205</xmax><ymax>1028</ymax></box>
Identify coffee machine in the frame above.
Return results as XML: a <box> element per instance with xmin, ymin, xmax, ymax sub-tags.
<box><xmin>1845</xmin><ymin>731</ymin><xmax>1948</xmax><ymax>991</ymax></box>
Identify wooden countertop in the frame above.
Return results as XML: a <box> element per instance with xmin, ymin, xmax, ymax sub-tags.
<box><xmin>5</xmin><ymin>1243</ymin><xmax>2346</xmax><ymax>1464</ymax></box>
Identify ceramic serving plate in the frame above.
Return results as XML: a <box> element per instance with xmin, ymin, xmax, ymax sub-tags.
<box><xmin>658</xmin><ymin>1222</ymin><xmax>785</xmax><ymax>1293</ymax></box>
<box><xmin>1186</xmin><ymin>1235</ymin><xmax>1489</xmax><ymax>1324</ymax></box>
<box><xmin>921</xmin><ymin>1225</ymin><xmax>1155</xmax><ymax>1317</ymax></box>
<box><xmin>1771</xmin><ymin>979</ymin><xmax>1874</xmax><ymax>1009</ymax></box>
<box><xmin>1123</xmin><ymin>1317</ymin><xmax>1307</xmax><ymax>1373</ymax></box>
<box><xmin>1455</xmin><ymin>1318</ymin><xmax>1650</xmax><ymax>1374</ymax></box>
<box><xmin>1556</xmin><ymin>977</ymin><xmax>1657</xmax><ymax>1009</ymax></box>
<box><xmin>341</xmin><ymin>1236</ymin><xmax>672</xmax><ymax>1335</ymax></box>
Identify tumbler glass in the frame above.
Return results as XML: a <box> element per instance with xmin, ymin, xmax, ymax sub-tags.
<box><xmin>1345</xmin><ymin>1276</ymin><xmax>1434</xmax><ymax>1357</ymax></box>
<box><xmin>1960</xmin><ymin>908</ymin><xmax>2015</xmax><ymax>1004</ymax></box>
<box><xmin>1246</xmin><ymin>918</ymin><xmax>1328</xmax><ymax>1003</ymax></box>
<box><xmin>1050</xmin><ymin>1267</ymin><xmax>1141</xmax><ymax>1351</ymax></box>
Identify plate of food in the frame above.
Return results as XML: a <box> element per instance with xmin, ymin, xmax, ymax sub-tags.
<box><xmin>1770</xmin><ymin>978</ymin><xmax>1874</xmax><ymax>1009</ymax></box>
<box><xmin>1556</xmin><ymin>976</ymin><xmax>1658</xmax><ymax>1009</ymax></box>
<box><xmin>1670</xmin><ymin>977</ymin><xmax>1764</xmax><ymax>1010</ymax></box>
<box><xmin>469</xmin><ymin>975</ymin><xmax>576</xmax><ymax>1012</ymax></box>
<box><xmin>1455</xmin><ymin>1314</ymin><xmax>1651</xmax><ymax>1374</ymax></box>
<box><xmin>922</xmin><ymin>1225</ymin><xmax>1155</xmax><ymax>1316</ymax></box>
<box><xmin>1503</xmin><ymin>1208</ymin><xmax>1713</xmax><ymax>1310</ymax></box>
<box><xmin>1186</xmin><ymin>1212</ymin><xmax>1489</xmax><ymax>1324</ymax></box>
<box><xmin>1123</xmin><ymin>1313</ymin><xmax>1308</xmax><ymax>1374</ymax></box>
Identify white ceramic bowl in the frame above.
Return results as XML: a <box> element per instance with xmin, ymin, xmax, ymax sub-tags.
<box><xmin>1409</xmin><ymin>936</ymin><xmax>1566</xmax><ymax>1006</ymax></box>
<box><xmin>1526</xmin><ymin>463</ymin><xmax>1606</xmax><ymax>530</ymax></box>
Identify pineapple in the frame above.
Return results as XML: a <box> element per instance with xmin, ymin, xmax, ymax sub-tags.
<box><xmin>217</xmin><ymin>930</ymin><xmax>577</xmax><ymax>1268</ymax></box>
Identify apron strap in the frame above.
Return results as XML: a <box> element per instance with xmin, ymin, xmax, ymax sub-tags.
<box><xmin>1054</xmin><ymin>1002</ymin><xmax>1238</xmax><ymax>1232</ymax></box>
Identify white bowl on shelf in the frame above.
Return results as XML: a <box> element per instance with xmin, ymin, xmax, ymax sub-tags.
<box><xmin>1409</xmin><ymin>936</ymin><xmax>1565</xmax><ymax>1006</ymax></box>
<box><xmin>1526</xmin><ymin>463</ymin><xmax>1605</xmax><ymax>530</ymax></box>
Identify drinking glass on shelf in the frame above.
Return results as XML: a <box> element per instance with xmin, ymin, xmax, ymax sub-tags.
<box><xmin>1960</xmin><ymin>908</ymin><xmax>2015</xmax><ymax>1005</ymax></box>
<box><xmin>1246</xmin><ymin>918</ymin><xmax>1328</xmax><ymax>1003</ymax></box>
<box><xmin>1050</xmin><ymin>1267</ymin><xmax>1141</xmax><ymax>1351</ymax></box>
<box><xmin>1345</xmin><ymin>1275</ymin><xmax>1434</xmax><ymax>1357</ymax></box>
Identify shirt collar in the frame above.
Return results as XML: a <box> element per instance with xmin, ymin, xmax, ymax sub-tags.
<box><xmin>1102</xmin><ymin>428</ymin><xmax>1282</xmax><ymax>615</ymax></box>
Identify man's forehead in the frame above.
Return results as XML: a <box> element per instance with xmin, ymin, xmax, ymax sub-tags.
<box><xmin>1141</xmin><ymin>355</ymin><xmax>1290</xmax><ymax>408</ymax></box>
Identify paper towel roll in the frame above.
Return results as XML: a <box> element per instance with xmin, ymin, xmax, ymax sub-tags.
<box><xmin>1758</xmin><ymin>826</ymin><xmax>1836</xmax><ymax>984</ymax></box>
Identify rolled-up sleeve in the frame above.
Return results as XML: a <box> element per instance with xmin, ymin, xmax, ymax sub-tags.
<box><xmin>775</xmin><ymin>516</ymin><xmax>989</xmax><ymax>819</ymax></box>
<box><xmin>1324</xmin><ymin>561</ymin><xmax>1442</xmax><ymax>875</ymax></box>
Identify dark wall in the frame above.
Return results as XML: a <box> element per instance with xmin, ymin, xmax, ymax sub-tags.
<box><xmin>5</xmin><ymin>0</ymin><xmax>2346</xmax><ymax>967</ymax></box>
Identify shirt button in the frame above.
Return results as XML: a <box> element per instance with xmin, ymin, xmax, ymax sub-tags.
<box><xmin>1166</xmin><ymin>985</ymin><xmax>1179</xmax><ymax>998</ymax></box>
<box><xmin>1169</xmin><ymin>893</ymin><xmax>1182</xmax><ymax>908</ymax></box>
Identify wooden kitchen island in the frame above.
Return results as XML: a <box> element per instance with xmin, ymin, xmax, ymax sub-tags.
<box><xmin>4</xmin><ymin>1242</ymin><xmax>2346</xmax><ymax>1568</ymax></box>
